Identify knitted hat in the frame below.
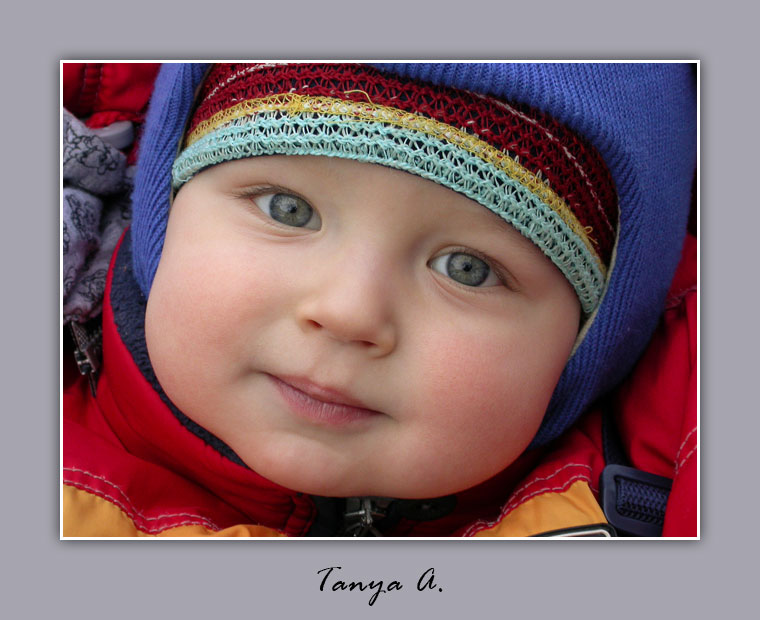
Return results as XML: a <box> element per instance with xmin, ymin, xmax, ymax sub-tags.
<box><xmin>172</xmin><ymin>63</ymin><xmax>617</xmax><ymax>315</ymax></box>
<box><xmin>131</xmin><ymin>62</ymin><xmax>696</xmax><ymax>447</ymax></box>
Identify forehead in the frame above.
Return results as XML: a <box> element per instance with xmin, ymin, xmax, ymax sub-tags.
<box><xmin>196</xmin><ymin>154</ymin><xmax>542</xmax><ymax>255</ymax></box>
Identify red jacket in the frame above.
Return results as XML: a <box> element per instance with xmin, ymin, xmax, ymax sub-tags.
<box><xmin>615</xmin><ymin>233</ymin><xmax>698</xmax><ymax>536</ymax></box>
<box><xmin>62</xmin><ymin>232</ymin><xmax>696</xmax><ymax>537</ymax></box>
<box><xmin>63</xmin><ymin>63</ymin><xmax>160</xmax><ymax>163</ymax></box>
<box><xmin>63</xmin><ymin>63</ymin><xmax>160</xmax><ymax>129</ymax></box>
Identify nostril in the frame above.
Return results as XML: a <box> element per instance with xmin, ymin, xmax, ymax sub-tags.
<box><xmin>298</xmin><ymin>305</ymin><xmax>395</xmax><ymax>354</ymax></box>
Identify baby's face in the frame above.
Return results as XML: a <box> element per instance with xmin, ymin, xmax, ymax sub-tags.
<box><xmin>145</xmin><ymin>156</ymin><xmax>580</xmax><ymax>499</ymax></box>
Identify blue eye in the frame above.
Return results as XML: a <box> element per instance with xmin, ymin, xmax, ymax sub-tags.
<box><xmin>253</xmin><ymin>193</ymin><xmax>321</xmax><ymax>230</ymax></box>
<box><xmin>430</xmin><ymin>252</ymin><xmax>501</xmax><ymax>287</ymax></box>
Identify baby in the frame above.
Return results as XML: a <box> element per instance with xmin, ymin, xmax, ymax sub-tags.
<box><xmin>63</xmin><ymin>63</ymin><xmax>697</xmax><ymax>537</ymax></box>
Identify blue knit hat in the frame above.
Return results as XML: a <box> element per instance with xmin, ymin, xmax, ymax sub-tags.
<box><xmin>131</xmin><ymin>62</ymin><xmax>696</xmax><ymax>448</ymax></box>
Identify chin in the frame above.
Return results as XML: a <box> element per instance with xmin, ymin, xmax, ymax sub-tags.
<box><xmin>266</xmin><ymin>468</ymin><xmax>462</xmax><ymax>500</ymax></box>
<box><xmin>248</xmin><ymin>458</ymin><xmax>399</xmax><ymax>499</ymax></box>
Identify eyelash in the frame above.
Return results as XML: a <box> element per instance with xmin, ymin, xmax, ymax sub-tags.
<box><xmin>238</xmin><ymin>186</ymin><xmax>322</xmax><ymax>231</ymax></box>
<box><xmin>429</xmin><ymin>247</ymin><xmax>512</xmax><ymax>290</ymax></box>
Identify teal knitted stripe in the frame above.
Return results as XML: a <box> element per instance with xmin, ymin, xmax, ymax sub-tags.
<box><xmin>172</xmin><ymin>114</ymin><xmax>604</xmax><ymax>313</ymax></box>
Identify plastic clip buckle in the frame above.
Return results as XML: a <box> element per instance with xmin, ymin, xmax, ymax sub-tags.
<box><xmin>600</xmin><ymin>464</ymin><xmax>673</xmax><ymax>537</ymax></box>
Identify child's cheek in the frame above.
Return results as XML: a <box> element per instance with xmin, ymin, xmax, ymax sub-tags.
<box><xmin>413</xmin><ymin>326</ymin><xmax>554</xmax><ymax>446</ymax></box>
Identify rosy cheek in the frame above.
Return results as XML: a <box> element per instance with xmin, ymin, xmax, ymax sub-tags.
<box><xmin>414</xmin><ymin>323</ymin><xmax>556</xmax><ymax>443</ymax></box>
<box><xmin>418</xmin><ymin>334</ymin><xmax>506</xmax><ymax>415</ymax></box>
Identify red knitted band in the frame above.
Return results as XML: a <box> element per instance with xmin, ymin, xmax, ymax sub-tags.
<box><xmin>186</xmin><ymin>63</ymin><xmax>618</xmax><ymax>267</ymax></box>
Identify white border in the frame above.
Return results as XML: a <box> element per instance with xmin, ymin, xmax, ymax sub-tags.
<box><xmin>60</xmin><ymin>60</ymin><xmax>700</xmax><ymax>541</ymax></box>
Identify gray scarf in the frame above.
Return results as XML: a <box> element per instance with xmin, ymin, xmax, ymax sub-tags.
<box><xmin>62</xmin><ymin>110</ymin><xmax>132</xmax><ymax>324</ymax></box>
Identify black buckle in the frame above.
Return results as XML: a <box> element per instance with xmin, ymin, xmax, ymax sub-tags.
<box><xmin>600</xmin><ymin>464</ymin><xmax>673</xmax><ymax>537</ymax></box>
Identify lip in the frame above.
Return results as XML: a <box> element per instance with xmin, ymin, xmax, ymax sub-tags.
<box><xmin>267</xmin><ymin>374</ymin><xmax>383</xmax><ymax>426</ymax></box>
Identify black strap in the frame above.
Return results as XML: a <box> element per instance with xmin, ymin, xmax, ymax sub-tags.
<box><xmin>599</xmin><ymin>407</ymin><xmax>673</xmax><ymax>537</ymax></box>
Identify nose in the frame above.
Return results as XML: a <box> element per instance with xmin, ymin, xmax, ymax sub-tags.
<box><xmin>295</xmin><ymin>248</ymin><xmax>398</xmax><ymax>356</ymax></box>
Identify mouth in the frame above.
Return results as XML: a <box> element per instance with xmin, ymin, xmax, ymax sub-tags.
<box><xmin>267</xmin><ymin>374</ymin><xmax>384</xmax><ymax>426</ymax></box>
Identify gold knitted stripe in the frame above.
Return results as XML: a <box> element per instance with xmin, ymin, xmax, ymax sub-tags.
<box><xmin>186</xmin><ymin>94</ymin><xmax>603</xmax><ymax>271</ymax></box>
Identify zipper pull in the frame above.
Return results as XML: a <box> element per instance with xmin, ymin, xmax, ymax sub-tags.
<box><xmin>69</xmin><ymin>320</ymin><xmax>102</xmax><ymax>396</ymax></box>
<box><xmin>341</xmin><ymin>497</ymin><xmax>389</xmax><ymax>536</ymax></box>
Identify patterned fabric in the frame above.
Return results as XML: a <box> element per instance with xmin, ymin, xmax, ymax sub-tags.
<box><xmin>63</xmin><ymin>111</ymin><xmax>132</xmax><ymax>324</ymax></box>
<box><xmin>174</xmin><ymin>64</ymin><xmax>618</xmax><ymax>315</ymax></box>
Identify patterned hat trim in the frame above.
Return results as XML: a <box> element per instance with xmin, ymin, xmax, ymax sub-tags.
<box><xmin>189</xmin><ymin>64</ymin><xmax>618</xmax><ymax>263</ymax></box>
<box><xmin>183</xmin><ymin>94</ymin><xmax>602</xmax><ymax>268</ymax></box>
<box><xmin>188</xmin><ymin>91</ymin><xmax>614</xmax><ymax>249</ymax></box>
<box><xmin>173</xmin><ymin>108</ymin><xmax>605</xmax><ymax>313</ymax></box>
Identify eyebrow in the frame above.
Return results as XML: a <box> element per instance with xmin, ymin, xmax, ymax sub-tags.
<box><xmin>478</xmin><ymin>205</ymin><xmax>542</xmax><ymax>256</ymax></box>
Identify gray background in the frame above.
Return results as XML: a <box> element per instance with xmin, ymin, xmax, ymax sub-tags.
<box><xmin>4</xmin><ymin>0</ymin><xmax>755</xmax><ymax>616</ymax></box>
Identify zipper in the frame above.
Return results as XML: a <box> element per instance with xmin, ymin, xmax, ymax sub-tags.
<box><xmin>340</xmin><ymin>497</ymin><xmax>391</xmax><ymax>536</ymax></box>
<box><xmin>338</xmin><ymin>495</ymin><xmax>458</xmax><ymax>536</ymax></box>
<box><xmin>68</xmin><ymin>320</ymin><xmax>102</xmax><ymax>396</ymax></box>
